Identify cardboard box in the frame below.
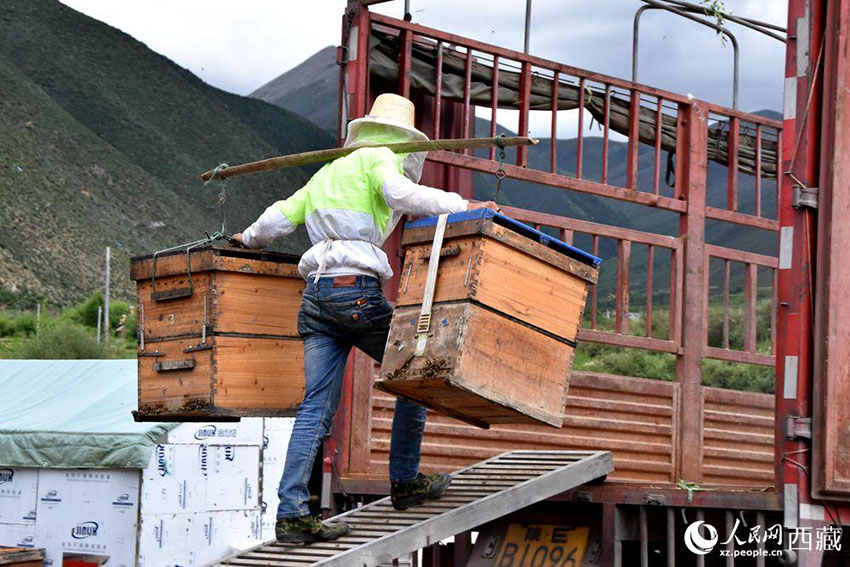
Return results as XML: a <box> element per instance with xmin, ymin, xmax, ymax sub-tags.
<box><xmin>190</xmin><ymin>510</ymin><xmax>261</xmax><ymax>566</ymax></box>
<box><xmin>35</xmin><ymin>469</ymin><xmax>139</xmax><ymax>567</ymax></box>
<box><xmin>0</xmin><ymin>468</ymin><xmax>38</xmax><ymax>525</ymax></box>
<box><xmin>259</xmin><ymin>465</ymin><xmax>283</xmax><ymax>543</ymax></box>
<box><xmin>0</xmin><ymin>523</ymin><xmax>38</xmax><ymax>550</ymax></box>
<box><xmin>131</xmin><ymin>246</ymin><xmax>305</xmax><ymax>421</ymax></box>
<box><xmin>379</xmin><ymin>210</ymin><xmax>600</xmax><ymax>429</ymax></box>
<box><xmin>166</xmin><ymin>418</ymin><xmax>263</xmax><ymax>446</ymax></box>
<box><xmin>136</xmin><ymin>513</ymin><xmax>194</xmax><ymax>567</ymax></box>
<box><xmin>137</xmin><ymin>510</ymin><xmax>261</xmax><ymax>567</ymax></box>
<box><xmin>259</xmin><ymin>418</ymin><xmax>293</xmax><ymax>542</ymax></box>
<box><xmin>261</xmin><ymin>418</ymin><xmax>294</xmax><ymax>470</ymax></box>
<box><xmin>207</xmin><ymin>446</ymin><xmax>259</xmax><ymax>511</ymax></box>
<box><xmin>141</xmin><ymin>445</ymin><xmax>207</xmax><ymax>515</ymax></box>
<box><xmin>141</xmin><ymin>444</ymin><xmax>260</xmax><ymax>514</ymax></box>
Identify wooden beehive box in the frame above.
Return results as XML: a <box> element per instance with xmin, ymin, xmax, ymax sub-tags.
<box><xmin>377</xmin><ymin>210</ymin><xmax>600</xmax><ymax>429</ymax></box>
<box><xmin>0</xmin><ymin>547</ymin><xmax>45</xmax><ymax>567</ymax></box>
<box><xmin>130</xmin><ymin>246</ymin><xmax>305</xmax><ymax>421</ymax></box>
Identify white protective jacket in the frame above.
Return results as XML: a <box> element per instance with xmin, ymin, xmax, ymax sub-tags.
<box><xmin>241</xmin><ymin>146</ymin><xmax>468</xmax><ymax>285</ymax></box>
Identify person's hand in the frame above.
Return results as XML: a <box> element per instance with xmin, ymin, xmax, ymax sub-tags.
<box><xmin>230</xmin><ymin>233</ymin><xmax>245</xmax><ymax>247</ymax></box>
<box><xmin>468</xmin><ymin>200</ymin><xmax>501</xmax><ymax>213</ymax></box>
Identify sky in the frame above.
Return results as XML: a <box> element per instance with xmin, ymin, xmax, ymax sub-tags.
<box><xmin>58</xmin><ymin>0</ymin><xmax>788</xmax><ymax>138</ymax></box>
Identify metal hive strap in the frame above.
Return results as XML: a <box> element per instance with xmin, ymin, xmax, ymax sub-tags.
<box><xmin>213</xmin><ymin>450</ymin><xmax>614</xmax><ymax>567</ymax></box>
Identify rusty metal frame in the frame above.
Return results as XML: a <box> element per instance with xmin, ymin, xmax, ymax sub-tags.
<box><xmin>632</xmin><ymin>0</ymin><xmax>740</xmax><ymax>109</ymax></box>
<box><xmin>335</xmin><ymin>3</ymin><xmax>786</xmax><ymax>513</ymax></box>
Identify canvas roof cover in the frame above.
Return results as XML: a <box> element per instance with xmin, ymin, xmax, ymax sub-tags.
<box><xmin>0</xmin><ymin>359</ymin><xmax>176</xmax><ymax>469</ymax></box>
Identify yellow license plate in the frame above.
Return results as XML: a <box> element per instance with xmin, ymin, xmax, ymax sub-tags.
<box><xmin>493</xmin><ymin>524</ymin><xmax>590</xmax><ymax>567</ymax></box>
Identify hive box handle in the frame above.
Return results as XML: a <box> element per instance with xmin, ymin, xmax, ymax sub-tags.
<box><xmin>153</xmin><ymin>359</ymin><xmax>196</xmax><ymax>372</ymax></box>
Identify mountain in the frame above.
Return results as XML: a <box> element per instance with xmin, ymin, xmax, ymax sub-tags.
<box><xmin>251</xmin><ymin>46</ymin><xmax>339</xmax><ymax>134</ymax></box>
<box><xmin>0</xmin><ymin>0</ymin><xmax>336</xmax><ymax>306</ymax></box>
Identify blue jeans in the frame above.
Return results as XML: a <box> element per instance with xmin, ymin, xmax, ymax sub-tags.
<box><xmin>277</xmin><ymin>276</ymin><xmax>427</xmax><ymax>519</ymax></box>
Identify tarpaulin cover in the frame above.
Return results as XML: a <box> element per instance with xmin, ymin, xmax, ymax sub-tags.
<box><xmin>0</xmin><ymin>360</ymin><xmax>176</xmax><ymax>469</ymax></box>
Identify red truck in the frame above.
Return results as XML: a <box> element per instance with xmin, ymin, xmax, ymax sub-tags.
<box><xmin>219</xmin><ymin>1</ymin><xmax>850</xmax><ymax>565</ymax></box>
<box><xmin>313</xmin><ymin>0</ymin><xmax>850</xmax><ymax>564</ymax></box>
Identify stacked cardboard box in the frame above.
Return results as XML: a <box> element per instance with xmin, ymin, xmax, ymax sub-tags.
<box><xmin>0</xmin><ymin>469</ymin><xmax>38</xmax><ymax>551</ymax></box>
<box><xmin>0</xmin><ymin>417</ymin><xmax>297</xmax><ymax>567</ymax></box>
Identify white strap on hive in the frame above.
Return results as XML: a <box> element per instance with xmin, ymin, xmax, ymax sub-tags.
<box><xmin>414</xmin><ymin>213</ymin><xmax>449</xmax><ymax>356</ymax></box>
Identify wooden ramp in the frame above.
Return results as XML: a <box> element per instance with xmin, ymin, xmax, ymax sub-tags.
<box><xmin>213</xmin><ymin>450</ymin><xmax>614</xmax><ymax>567</ymax></box>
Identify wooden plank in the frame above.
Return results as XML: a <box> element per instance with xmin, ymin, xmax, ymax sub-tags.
<box><xmin>213</xmin><ymin>272</ymin><xmax>302</xmax><ymax>336</ymax></box>
<box><xmin>131</xmin><ymin>247</ymin><xmax>299</xmax><ymax>281</ymax></box>
<box><xmin>131</xmin><ymin>248</ymin><xmax>215</xmax><ymax>280</ymax></box>
<box><xmin>483</xmin><ymin>224</ymin><xmax>598</xmax><ymax>284</ymax></box>
<box><xmin>473</xmin><ymin>238</ymin><xmax>588</xmax><ymax>340</ymax></box>
<box><xmin>137</xmin><ymin>273</ymin><xmax>212</xmax><ymax>340</ymax></box>
<box><xmin>211</xmin><ymin>256</ymin><xmax>300</xmax><ymax>278</ymax></box>
<box><xmin>379</xmin><ymin>303</ymin><xmax>573</xmax><ymax>428</ymax></box>
<box><xmin>0</xmin><ymin>547</ymin><xmax>45</xmax><ymax>565</ymax></box>
<box><xmin>456</xmin><ymin>305</ymin><xmax>573</xmax><ymax>424</ymax></box>
<box><xmin>401</xmin><ymin>220</ymin><xmax>599</xmax><ymax>284</ymax></box>
<box><xmin>394</xmin><ymin>238</ymin><xmax>483</xmax><ymax>308</ymax></box>
<box><xmin>137</xmin><ymin>336</ymin><xmax>213</xmax><ymax>413</ymax></box>
<box><xmin>214</xmin><ymin>337</ymin><xmax>304</xmax><ymax>412</ymax></box>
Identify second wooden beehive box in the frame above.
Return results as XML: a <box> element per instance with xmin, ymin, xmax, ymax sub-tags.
<box><xmin>377</xmin><ymin>209</ymin><xmax>600</xmax><ymax>429</ymax></box>
<box><xmin>131</xmin><ymin>246</ymin><xmax>305</xmax><ymax>421</ymax></box>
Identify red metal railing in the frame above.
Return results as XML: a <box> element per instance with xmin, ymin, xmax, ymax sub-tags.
<box><xmin>338</xmin><ymin>7</ymin><xmax>784</xmax><ymax>490</ymax></box>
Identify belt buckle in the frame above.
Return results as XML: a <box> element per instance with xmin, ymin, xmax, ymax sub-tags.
<box><xmin>332</xmin><ymin>275</ymin><xmax>358</xmax><ymax>287</ymax></box>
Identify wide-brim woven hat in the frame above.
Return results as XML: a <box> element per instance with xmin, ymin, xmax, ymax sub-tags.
<box><xmin>344</xmin><ymin>93</ymin><xmax>429</xmax><ymax>148</ymax></box>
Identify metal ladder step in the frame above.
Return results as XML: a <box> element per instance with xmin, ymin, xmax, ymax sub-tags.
<box><xmin>213</xmin><ymin>450</ymin><xmax>613</xmax><ymax>567</ymax></box>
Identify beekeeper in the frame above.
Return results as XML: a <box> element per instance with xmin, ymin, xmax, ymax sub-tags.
<box><xmin>233</xmin><ymin>93</ymin><xmax>496</xmax><ymax>543</ymax></box>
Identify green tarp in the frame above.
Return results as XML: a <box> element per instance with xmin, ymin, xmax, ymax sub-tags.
<box><xmin>0</xmin><ymin>360</ymin><xmax>176</xmax><ymax>468</ymax></box>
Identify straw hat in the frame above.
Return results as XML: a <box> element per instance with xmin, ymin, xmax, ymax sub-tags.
<box><xmin>344</xmin><ymin>93</ymin><xmax>429</xmax><ymax>148</ymax></box>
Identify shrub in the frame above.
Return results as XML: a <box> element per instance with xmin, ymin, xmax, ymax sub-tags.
<box><xmin>62</xmin><ymin>292</ymin><xmax>133</xmax><ymax>335</ymax></box>
<box><xmin>13</xmin><ymin>320</ymin><xmax>108</xmax><ymax>359</ymax></box>
<box><xmin>576</xmin><ymin>343</ymin><xmax>675</xmax><ymax>381</ymax></box>
<box><xmin>702</xmin><ymin>359</ymin><xmax>775</xmax><ymax>394</ymax></box>
<box><xmin>0</xmin><ymin>310</ymin><xmax>37</xmax><ymax>337</ymax></box>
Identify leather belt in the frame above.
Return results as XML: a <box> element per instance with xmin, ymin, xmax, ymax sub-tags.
<box><xmin>330</xmin><ymin>275</ymin><xmax>358</xmax><ymax>287</ymax></box>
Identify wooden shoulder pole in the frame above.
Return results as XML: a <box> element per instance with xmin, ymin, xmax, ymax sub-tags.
<box><xmin>200</xmin><ymin>136</ymin><xmax>538</xmax><ymax>182</ymax></box>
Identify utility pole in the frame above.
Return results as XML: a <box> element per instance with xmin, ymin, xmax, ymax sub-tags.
<box><xmin>36</xmin><ymin>303</ymin><xmax>41</xmax><ymax>337</ymax></box>
<box><xmin>97</xmin><ymin>306</ymin><xmax>102</xmax><ymax>343</ymax></box>
<box><xmin>103</xmin><ymin>246</ymin><xmax>110</xmax><ymax>344</ymax></box>
<box><xmin>523</xmin><ymin>0</ymin><xmax>532</xmax><ymax>54</ymax></box>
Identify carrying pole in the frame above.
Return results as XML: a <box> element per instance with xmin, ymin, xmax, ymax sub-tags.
<box><xmin>200</xmin><ymin>136</ymin><xmax>539</xmax><ymax>182</ymax></box>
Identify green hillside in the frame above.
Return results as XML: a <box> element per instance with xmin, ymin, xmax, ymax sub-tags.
<box><xmin>0</xmin><ymin>0</ymin><xmax>335</xmax><ymax>306</ymax></box>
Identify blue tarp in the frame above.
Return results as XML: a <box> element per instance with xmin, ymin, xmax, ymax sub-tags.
<box><xmin>0</xmin><ymin>360</ymin><xmax>176</xmax><ymax>469</ymax></box>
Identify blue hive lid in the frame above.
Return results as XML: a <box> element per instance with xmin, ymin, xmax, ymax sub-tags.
<box><xmin>405</xmin><ymin>208</ymin><xmax>602</xmax><ymax>267</ymax></box>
